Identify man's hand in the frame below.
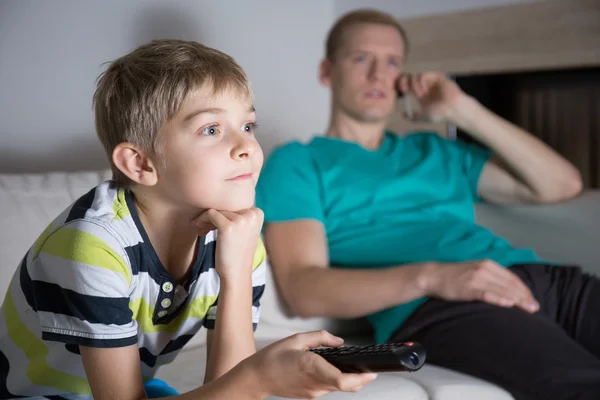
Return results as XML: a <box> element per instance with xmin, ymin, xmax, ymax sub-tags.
<box><xmin>422</xmin><ymin>260</ymin><xmax>540</xmax><ymax>313</ymax></box>
<box><xmin>398</xmin><ymin>72</ymin><xmax>464</xmax><ymax>123</ymax></box>
<box><xmin>241</xmin><ymin>330</ymin><xmax>377</xmax><ymax>399</ymax></box>
<box><xmin>193</xmin><ymin>207</ymin><xmax>264</xmax><ymax>281</ymax></box>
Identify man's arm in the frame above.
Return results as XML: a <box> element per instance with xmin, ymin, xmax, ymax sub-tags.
<box><xmin>402</xmin><ymin>73</ymin><xmax>583</xmax><ymax>205</ymax></box>
<box><xmin>453</xmin><ymin>95</ymin><xmax>583</xmax><ymax>204</ymax></box>
<box><xmin>264</xmin><ymin>220</ymin><xmax>430</xmax><ymax>319</ymax></box>
<box><xmin>264</xmin><ymin>219</ymin><xmax>540</xmax><ymax>319</ymax></box>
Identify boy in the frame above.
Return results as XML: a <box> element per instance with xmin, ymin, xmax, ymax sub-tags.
<box><xmin>0</xmin><ymin>40</ymin><xmax>376</xmax><ymax>399</ymax></box>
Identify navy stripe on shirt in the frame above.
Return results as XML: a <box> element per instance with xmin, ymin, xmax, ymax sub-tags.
<box><xmin>32</xmin><ymin>280</ymin><xmax>132</xmax><ymax>326</ymax></box>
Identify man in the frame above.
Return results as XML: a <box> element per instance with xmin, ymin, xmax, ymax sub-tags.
<box><xmin>256</xmin><ymin>8</ymin><xmax>600</xmax><ymax>400</ymax></box>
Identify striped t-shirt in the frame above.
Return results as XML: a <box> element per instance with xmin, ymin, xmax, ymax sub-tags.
<box><xmin>0</xmin><ymin>181</ymin><xmax>266</xmax><ymax>399</ymax></box>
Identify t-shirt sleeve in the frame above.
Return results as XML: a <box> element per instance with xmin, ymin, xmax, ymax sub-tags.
<box><xmin>256</xmin><ymin>142</ymin><xmax>324</xmax><ymax>223</ymax></box>
<box><xmin>202</xmin><ymin>237</ymin><xmax>267</xmax><ymax>331</ymax></box>
<box><xmin>28</xmin><ymin>220</ymin><xmax>138</xmax><ymax>348</ymax></box>
<box><xmin>446</xmin><ymin>137</ymin><xmax>493</xmax><ymax>201</ymax></box>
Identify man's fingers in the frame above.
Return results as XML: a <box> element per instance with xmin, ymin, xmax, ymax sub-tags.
<box><xmin>475</xmin><ymin>273</ymin><xmax>539</xmax><ymax>312</ymax></box>
<box><xmin>398</xmin><ymin>74</ymin><xmax>410</xmax><ymax>95</ymax></box>
<box><xmin>476</xmin><ymin>272</ymin><xmax>532</xmax><ymax>307</ymax></box>
<box><xmin>481</xmin><ymin>290</ymin><xmax>515</xmax><ymax>308</ymax></box>
<box><xmin>489</xmin><ymin>266</ymin><xmax>539</xmax><ymax>311</ymax></box>
<box><xmin>291</xmin><ymin>330</ymin><xmax>344</xmax><ymax>350</ymax></box>
<box><xmin>412</xmin><ymin>74</ymin><xmax>426</xmax><ymax>98</ymax></box>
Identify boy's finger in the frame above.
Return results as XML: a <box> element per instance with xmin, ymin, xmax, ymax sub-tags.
<box><xmin>218</xmin><ymin>210</ymin><xmax>242</xmax><ymax>222</ymax></box>
<box><xmin>294</xmin><ymin>330</ymin><xmax>344</xmax><ymax>350</ymax></box>
<box><xmin>337</xmin><ymin>373</ymin><xmax>378</xmax><ymax>392</ymax></box>
<box><xmin>193</xmin><ymin>221</ymin><xmax>215</xmax><ymax>236</ymax></box>
<box><xmin>195</xmin><ymin>209</ymin><xmax>231</xmax><ymax>229</ymax></box>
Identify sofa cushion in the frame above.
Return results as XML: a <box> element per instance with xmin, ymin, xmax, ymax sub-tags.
<box><xmin>409</xmin><ymin>365</ymin><xmax>514</xmax><ymax>400</ymax></box>
<box><xmin>157</xmin><ymin>338</ymin><xmax>517</xmax><ymax>399</ymax></box>
<box><xmin>0</xmin><ymin>169</ymin><xmax>214</xmax><ymax>348</ymax></box>
<box><xmin>0</xmin><ymin>170</ymin><xmax>112</xmax><ymax>297</ymax></box>
<box><xmin>475</xmin><ymin>191</ymin><xmax>600</xmax><ymax>275</ymax></box>
<box><xmin>156</xmin><ymin>339</ymin><xmax>428</xmax><ymax>400</ymax></box>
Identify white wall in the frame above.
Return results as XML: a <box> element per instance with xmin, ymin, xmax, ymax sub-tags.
<box><xmin>334</xmin><ymin>0</ymin><xmax>537</xmax><ymax>19</ymax></box>
<box><xmin>0</xmin><ymin>0</ymin><xmax>540</xmax><ymax>173</ymax></box>
<box><xmin>0</xmin><ymin>0</ymin><xmax>334</xmax><ymax>173</ymax></box>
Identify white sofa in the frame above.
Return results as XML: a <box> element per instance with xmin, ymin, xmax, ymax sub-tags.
<box><xmin>1</xmin><ymin>170</ymin><xmax>599</xmax><ymax>399</ymax></box>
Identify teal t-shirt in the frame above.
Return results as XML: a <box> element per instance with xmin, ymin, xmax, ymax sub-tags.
<box><xmin>256</xmin><ymin>132</ymin><xmax>541</xmax><ymax>343</ymax></box>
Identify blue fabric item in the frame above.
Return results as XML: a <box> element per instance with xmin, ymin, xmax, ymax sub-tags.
<box><xmin>144</xmin><ymin>378</ymin><xmax>179</xmax><ymax>398</ymax></box>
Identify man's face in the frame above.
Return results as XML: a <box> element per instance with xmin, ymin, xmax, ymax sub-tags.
<box><xmin>324</xmin><ymin>23</ymin><xmax>406</xmax><ymax>123</ymax></box>
<box><xmin>155</xmin><ymin>85</ymin><xmax>263</xmax><ymax>213</ymax></box>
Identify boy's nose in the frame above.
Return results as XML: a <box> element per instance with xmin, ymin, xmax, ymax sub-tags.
<box><xmin>231</xmin><ymin>134</ymin><xmax>254</xmax><ymax>160</ymax></box>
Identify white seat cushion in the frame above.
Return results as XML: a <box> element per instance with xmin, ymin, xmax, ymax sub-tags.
<box><xmin>408</xmin><ymin>365</ymin><xmax>514</xmax><ymax>400</ymax></box>
<box><xmin>0</xmin><ymin>170</ymin><xmax>112</xmax><ymax>297</ymax></box>
<box><xmin>156</xmin><ymin>340</ymin><xmax>429</xmax><ymax>400</ymax></box>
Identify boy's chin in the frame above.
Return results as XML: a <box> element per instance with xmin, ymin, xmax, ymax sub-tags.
<box><xmin>216</xmin><ymin>199</ymin><xmax>256</xmax><ymax>213</ymax></box>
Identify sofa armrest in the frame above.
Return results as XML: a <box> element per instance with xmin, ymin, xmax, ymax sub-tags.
<box><xmin>475</xmin><ymin>190</ymin><xmax>600</xmax><ymax>275</ymax></box>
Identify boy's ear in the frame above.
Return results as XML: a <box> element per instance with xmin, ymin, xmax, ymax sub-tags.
<box><xmin>319</xmin><ymin>59</ymin><xmax>333</xmax><ymax>88</ymax></box>
<box><xmin>112</xmin><ymin>143</ymin><xmax>158</xmax><ymax>186</ymax></box>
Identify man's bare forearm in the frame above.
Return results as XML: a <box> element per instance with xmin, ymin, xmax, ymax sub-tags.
<box><xmin>450</xmin><ymin>95</ymin><xmax>582</xmax><ymax>202</ymax></box>
<box><xmin>283</xmin><ymin>263</ymin><xmax>434</xmax><ymax>319</ymax></box>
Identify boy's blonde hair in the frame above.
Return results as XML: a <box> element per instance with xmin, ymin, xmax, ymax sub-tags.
<box><xmin>93</xmin><ymin>39</ymin><xmax>251</xmax><ymax>186</ymax></box>
<box><xmin>326</xmin><ymin>9</ymin><xmax>409</xmax><ymax>60</ymax></box>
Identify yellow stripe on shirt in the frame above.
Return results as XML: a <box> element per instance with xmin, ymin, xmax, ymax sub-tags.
<box><xmin>37</xmin><ymin>227</ymin><xmax>131</xmax><ymax>285</ymax></box>
<box><xmin>3</xmin><ymin>290</ymin><xmax>91</xmax><ymax>395</ymax></box>
<box><xmin>130</xmin><ymin>296</ymin><xmax>217</xmax><ymax>334</ymax></box>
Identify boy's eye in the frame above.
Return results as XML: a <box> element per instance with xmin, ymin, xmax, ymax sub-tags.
<box><xmin>200</xmin><ymin>125</ymin><xmax>218</xmax><ymax>136</ymax></box>
<box><xmin>243</xmin><ymin>122</ymin><xmax>258</xmax><ymax>134</ymax></box>
<box><xmin>354</xmin><ymin>55</ymin><xmax>367</xmax><ymax>63</ymax></box>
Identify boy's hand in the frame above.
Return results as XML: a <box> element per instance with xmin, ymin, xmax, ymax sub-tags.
<box><xmin>242</xmin><ymin>330</ymin><xmax>377</xmax><ymax>399</ymax></box>
<box><xmin>194</xmin><ymin>207</ymin><xmax>264</xmax><ymax>281</ymax></box>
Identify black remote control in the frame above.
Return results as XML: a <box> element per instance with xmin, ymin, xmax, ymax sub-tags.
<box><xmin>310</xmin><ymin>342</ymin><xmax>426</xmax><ymax>373</ymax></box>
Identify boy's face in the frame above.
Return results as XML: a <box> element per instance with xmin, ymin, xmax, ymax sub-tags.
<box><xmin>156</xmin><ymin>85</ymin><xmax>263</xmax><ymax>212</ymax></box>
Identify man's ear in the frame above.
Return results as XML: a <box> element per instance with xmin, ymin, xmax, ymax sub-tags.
<box><xmin>112</xmin><ymin>143</ymin><xmax>158</xmax><ymax>186</ymax></box>
<box><xmin>319</xmin><ymin>59</ymin><xmax>333</xmax><ymax>88</ymax></box>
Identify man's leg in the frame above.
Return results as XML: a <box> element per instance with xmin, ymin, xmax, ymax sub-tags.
<box><xmin>510</xmin><ymin>264</ymin><xmax>600</xmax><ymax>360</ymax></box>
<box><xmin>391</xmin><ymin>298</ymin><xmax>600</xmax><ymax>400</ymax></box>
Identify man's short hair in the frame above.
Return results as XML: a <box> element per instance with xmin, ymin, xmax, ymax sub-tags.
<box><xmin>326</xmin><ymin>9</ymin><xmax>409</xmax><ymax>60</ymax></box>
<box><xmin>93</xmin><ymin>39</ymin><xmax>251</xmax><ymax>186</ymax></box>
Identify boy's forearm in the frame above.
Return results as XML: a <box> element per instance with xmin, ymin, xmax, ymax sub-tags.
<box><xmin>162</xmin><ymin>362</ymin><xmax>264</xmax><ymax>400</ymax></box>
<box><xmin>284</xmin><ymin>263</ymin><xmax>435</xmax><ymax>319</ymax></box>
<box><xmin>204</xmin><ymin>275</ymin><xmax>256</xmax><ymax>383</ymax></box>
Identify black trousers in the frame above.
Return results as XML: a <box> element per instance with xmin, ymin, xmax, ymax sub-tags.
<box><xmin>390</xmin><ymin>264</ymin><xmax>600</xmax><ymax>400</ymax></box>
